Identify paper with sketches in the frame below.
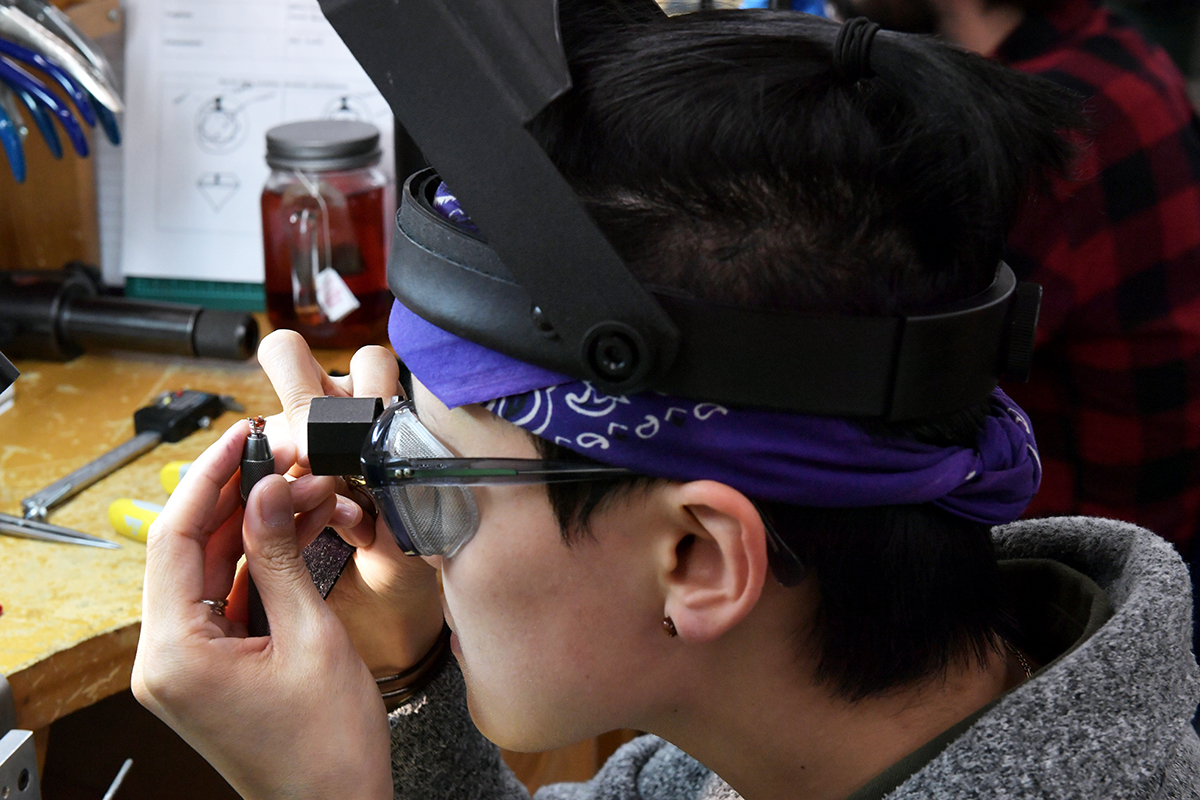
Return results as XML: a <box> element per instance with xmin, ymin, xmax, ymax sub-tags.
<box><xmin>121</xmin><ymin>0</ymin><xmax>393</xmax><ymax>284</ymax></box>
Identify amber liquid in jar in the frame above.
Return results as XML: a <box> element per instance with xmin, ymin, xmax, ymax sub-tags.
<box><xmin>262</xmin><ymin>171</ymin><xmax>392</xmax><ymax>349</ymax></box>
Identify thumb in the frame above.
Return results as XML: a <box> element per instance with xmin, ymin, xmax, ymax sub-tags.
<box><xmin>243</xmin><ymin>475</ymin><xmax>322</xmax><ymax>635</ymax></box>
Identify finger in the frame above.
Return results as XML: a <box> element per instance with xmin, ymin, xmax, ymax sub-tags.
<box><xmin>289</xmin><ymin>474</ymin><xmax>367</xmax><ymax>541</ymax></box>
<box><xmin>331</xmin><ymin>495</ymin><xmax>365</xmax><ymax>531</ymax></box>
<box><xmin>331</xmin><ymin>482</ymin><xmax>376</xmax><ymax>548</ymax></box>
<box><xmin>262</xmin><ymin>413</ymin><xmax>301</xmax><ymax>479</ymax></box>
<box><xmin>287</xmin><ymin>474</ymin><xmax>342</xmax><ymax>513</ymax></box>
<box><xmin>332</xmin><ymin>496</ymin><xmax>374</xmax><ymax>548</ymax></box>
<box><xmin>359</xmin><ymin>514</ymin><xmax>403</xmax><ymax>560</ymax></box>
<box><xmin>295</xmin><ymin>496</ymin><xmax>338</xmax><ymax>549</ymax></box>
<box><xmin>257</xmin><ymin>330</ymin><xmax>345</xmax><ymax>468</ymax></box>
<box><xmin>201</xmin><ymin>478</ymin><xmax>248</xmax><ymax>602</ymax></box>
<box><xmin>323</xmin><ymin>477</ymin><xmax>370</xmax><ymax>530</ymax></box>
<box><xmin>143</xmin><ymin>422</ymin><xmax>249</xmax><ymax>632</ymax></box>
<box><xmin>227</xmin><ymin>562</ymin><xmax>250</xmax><ymax>626</ymax></box>
<box><xmin>287</xmin><ymin>475</ymin><xmax>362</xmax><ymax>544</ymax></box>
<box><xmin>348</xmin><ymin>345</ymin><xmax>401</xmax><ymax>401</ymax></box>
<box><xmin>242</xmin><ymin>475</ymin><xmax>325</xmax><ymax>636</ymax></box>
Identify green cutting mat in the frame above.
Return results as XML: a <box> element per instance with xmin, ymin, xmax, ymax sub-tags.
<box><xmin>125</xmin><ymin>277</ymin><xmax>266</xmax><ymax>312</ymax></box>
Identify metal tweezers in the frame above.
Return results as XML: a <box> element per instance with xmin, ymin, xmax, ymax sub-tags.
<box><xmin>0</xmin><ymin>511</ymin><xmax>120</xmax><ymax>549</ymax></box>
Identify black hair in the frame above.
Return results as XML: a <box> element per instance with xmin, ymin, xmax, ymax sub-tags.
<box><xmin>523</xmin><ymin>4</ymin><xmax>1080</xmax><ymax>700</ymax></box>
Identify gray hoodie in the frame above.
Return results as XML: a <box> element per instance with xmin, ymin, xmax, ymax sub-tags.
<box><xmin>389</xmin><ymin>517</ymin><xmax>1200</xmax><ymax>799</ymax></box>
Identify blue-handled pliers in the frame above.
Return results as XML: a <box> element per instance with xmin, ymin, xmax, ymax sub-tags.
<box><xmin>91</xmin><ymin>96</ymin><xmax>119</xmax><ymax>145</ymax></box>
<box><xmin>11</xmin><ymin>83</ymin><xmax>60</xmax><ymax>157</ymax></box>
<box><xmin>5</xmin><ymin>0</ymin><xmax>119</xmax><ymax>145</ymax></box>
<box><xmin>12</xmin><ymin>0</ymin><xmax>118</xmax><ymax>92</ymax></box>
<box><xmin>0</xmin><ymin>53</ymin><xmax>87</xmax><ymax>157</ymax></box>
<box><xmin>0</xmin><ymin>87</ymin><xmax>25</xmax><ymax>181</ymax></box>
<box><xmin>0</xmin><ymin>2</ymin><xmax>121</xmax><ymax>113</ymax></box>
<box><xmin>0</xmin><ymin>37</ymin><xmax>95</xmax><ymax>127</ymax></box>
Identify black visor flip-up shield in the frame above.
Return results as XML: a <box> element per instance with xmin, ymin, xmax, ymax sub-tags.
<box><xmin>317</xmin><ymin>0</ymin><xmax>1042</xmax><ymax>420</ymax></box>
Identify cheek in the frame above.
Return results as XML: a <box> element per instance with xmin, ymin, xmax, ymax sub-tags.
<box><xmin>441</xmin><ymin>486</ymin><xmax>560</xmax><ymax>649</ymax></box>
<box><xmin>442</xmin><ymin>489</ymin><xmax>571</xmax><ymax>660</ymax></box>
<box><xmin>438</xmin><ymin>491</ymin><xmax>646</xmax><ymax>748</ymax></box>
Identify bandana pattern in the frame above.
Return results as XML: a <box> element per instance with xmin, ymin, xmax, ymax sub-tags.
<box><xmin>482</xmin><ymin>381</ymin><xmax>1040</xmax><ymax>525</ymax></box>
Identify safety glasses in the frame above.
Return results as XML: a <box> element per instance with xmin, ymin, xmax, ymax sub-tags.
<box><xmin>361</xmin><ymin>400</ymin><xmax>634</xmax><ymax>557</ymax></box>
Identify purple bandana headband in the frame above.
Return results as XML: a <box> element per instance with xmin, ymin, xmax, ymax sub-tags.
<box><xmin>388</xmin><ymin>301</ymin><xmax>1042</xmax><ymax>525</ymax></box>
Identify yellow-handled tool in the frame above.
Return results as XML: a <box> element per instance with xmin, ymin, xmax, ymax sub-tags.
<box><xmin>108</xmin><ymin>498</ymin><xmax>163</xmax><ymax>543</ymax></box>
<box><xmin>159</xmin><ymin>460</ymin><xmax>191</xmax><ymax>495</ymax></box>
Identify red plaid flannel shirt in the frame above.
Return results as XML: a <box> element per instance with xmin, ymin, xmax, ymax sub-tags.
<box><xmin>995</xmin><ymin>0</ymin><xmax>1200</xmax><ymax>549</ymax></box>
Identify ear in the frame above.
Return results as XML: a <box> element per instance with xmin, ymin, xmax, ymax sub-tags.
<box><xmin>659</xmin><ymin>481</ymin><xmax>769</xmax><ymax>643</ymax></box>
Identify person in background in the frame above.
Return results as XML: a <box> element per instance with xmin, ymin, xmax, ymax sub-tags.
<box><xmin>832</xmin><ymin>0</ymin><xmax>1200</xmax><ymax>638</ymax></box>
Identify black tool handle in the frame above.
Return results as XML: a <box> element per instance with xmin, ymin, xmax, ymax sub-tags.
<box><xmin>0</xmin><ymin>349</ymin><xmax>16</xmax><ymax>393</ymax></box>
<box><xmin>241</xmin><ymin>419</ymin><xmax>355</xmax><ymax>636</ymax></box>
<box><xmin>241</xmin><ymin>418</ymin><xmax>275</xmax><ymax>637</ymax></box>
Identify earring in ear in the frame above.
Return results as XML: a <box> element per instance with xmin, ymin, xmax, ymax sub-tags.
<box><xmin>662</xmin><ymin>616</ymin><xmax>678</xmax><ymax>637</ymax></box>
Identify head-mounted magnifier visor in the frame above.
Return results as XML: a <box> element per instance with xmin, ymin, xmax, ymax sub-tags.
<box><xmin>318</xmin><ymin>0</ymin><xmax>1044</xmax><ymax>421</ymax></box>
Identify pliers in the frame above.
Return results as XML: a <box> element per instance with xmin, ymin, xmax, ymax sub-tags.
<box><xmin>0</xmin><ymin>0</ymin><xmax>121</xmax><ymax>178</ymax></box>
<box><xmin>0</xmin><ymin>37</ymin><xmax>96</xmax><ymax>128</ymax></box>
<box><xmin>0</xmin><ymin>50</ymin><xmax>88</xmax><ymax>158</ymax></box>
<box><xmin>0</xmin><ymin>0</ymin><xmax>121</xmax><ymax>114</ymax></box>
<box><xmin>9</xmin><ymin>0</ymin><xmax>119</xmax><ymax>144</ymax></box>
<box><xmin>0</xmin><ymin>86</ymin><xmax>24</xmax><ymax>181</ymax></box>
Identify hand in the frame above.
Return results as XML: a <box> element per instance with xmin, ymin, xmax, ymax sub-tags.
<box><xmin>256</xmin><ymin>330</ymin><xmax>446</xmax><ymax>676</ymax></box>
<box><xmin>132</xmin><ymin>423</ymin><xmax>392</xmax><ymax>800</ymax></box>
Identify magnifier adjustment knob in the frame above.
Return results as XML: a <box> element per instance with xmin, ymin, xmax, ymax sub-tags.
<box><xmin>583</xmin><ymin>323</ymin><xmax>646</xmax><ymax>386</ymax></box>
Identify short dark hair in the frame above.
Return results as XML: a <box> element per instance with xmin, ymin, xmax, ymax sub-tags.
<box><xmin>521</xmin><ymin>4</ymin><xmax>1079</xmax><ymax>700</ymax></box>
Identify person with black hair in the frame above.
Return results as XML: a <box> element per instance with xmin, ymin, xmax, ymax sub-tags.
<box><xmin>131</xmin><ymin>7</ymin><xmax>1200</xmax><ymax>800</ymax></box>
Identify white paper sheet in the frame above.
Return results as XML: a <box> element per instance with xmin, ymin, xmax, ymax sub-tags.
<box><xmin>92</xmin><ymin>15</ymin><xmax>125</xmax><ymax>287</ymax></box>
<box><xmin>121</xmin><ymin>0</ymin><xmax>393</xmax><ymax>284</ymax></box>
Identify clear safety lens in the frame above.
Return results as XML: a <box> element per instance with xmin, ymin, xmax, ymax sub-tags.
<box><xmin>379</xmin><ymin>404</ymin><xmax>479</xmax><ymax>557</ymax></box>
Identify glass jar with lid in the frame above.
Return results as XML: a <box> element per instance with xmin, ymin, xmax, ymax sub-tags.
<box><xmin>261</xmin><ymin>119</ymin><xmax>392</xmax><ymax>349</ymax></box>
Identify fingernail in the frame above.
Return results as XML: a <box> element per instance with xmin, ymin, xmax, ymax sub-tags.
<box><xmin>330</xmin><ymin>496</ymin><xmax>361</xmax><ymax>528</ymax></box>
<box><xmin>260</xmin><ymin>478</ymin><xmax>294</xmax><ymax>529</ymax></box>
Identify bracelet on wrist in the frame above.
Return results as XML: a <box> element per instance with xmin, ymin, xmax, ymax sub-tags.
<box><xmin>376</xmin><ymin>623</ymin><xmax>452</xmax><ymax>710</ymax></box>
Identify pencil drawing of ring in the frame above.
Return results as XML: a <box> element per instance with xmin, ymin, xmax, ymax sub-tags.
<box><xmin>201</xmin><ymin>598</ymin><xmax>228</xmax><ymax>616</ymax></box>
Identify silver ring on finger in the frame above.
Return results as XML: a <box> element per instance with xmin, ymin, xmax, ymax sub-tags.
<box><xmin>201</xmin><ymin>598</ymin><xmax>228</xmax><ymax>617</ymax></box>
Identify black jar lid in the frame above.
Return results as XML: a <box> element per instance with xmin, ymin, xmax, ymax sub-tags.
<box><xmin>265</xmin><ymin>119</ymin><xmax>382</xmax><ymax>171</ymax></box>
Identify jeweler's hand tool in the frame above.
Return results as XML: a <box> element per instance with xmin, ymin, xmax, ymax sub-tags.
<box><xmin>239</xmin><ymin>418</ymin><xmax>353</xmax><ymax>633</ymax></box>
<box><xmin>108</xmin><ymin>498</ymin><xmax>163</xmax><ymax>543</ymax></box>
<box><xmin>101</xmin><ymin>757</ymin><xmax>133</xmax><ymax>800</ymax></box>
<box><xmin>0</xmin><ymin>512</ymin><xmax>119</xmax><ymax>548</ymax></box>
<box><xmin>241</xmin><ymin>416</ymin><xmax>275</xmax><ymax>637</ymax></box>
<box><xmin>240</xmin><ymin>416</ymin><xmax>275</xmax><ymax>502</ymax></box>
<box><xmin>19</xmin><ymin>390</ymin><xmax>242</xmax><ymax>523</ymax></box>
<box><xmin>159</xmin><ymin>460</ymin><xmax>191</xmax><ymax>495</ymax></box>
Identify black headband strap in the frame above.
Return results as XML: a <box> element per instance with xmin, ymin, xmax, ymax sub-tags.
<box><xmin>834</xmin><ymin>17</ymin><xmax>881</xmax><ymax>80</ymax></box>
